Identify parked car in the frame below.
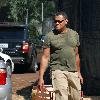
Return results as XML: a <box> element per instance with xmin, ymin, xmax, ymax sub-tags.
<box><xmin>0</xmin><ymin>48</ymin><xmax>14</xmax><ymax>100</ymax></box>
<box><xmin>0</xmin><ymin>22</ymin><xmax>38</xmax><ymax>72</ymax></box>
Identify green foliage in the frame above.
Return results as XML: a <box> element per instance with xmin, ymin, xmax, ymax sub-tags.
<box><xmin>7</xmin><ymin>0</ymin><xmax>55</xmax><ymax>23</ymax></box>
<box><xmin>1</xmin><ymin>0</ymin><xmax>55</xmax><ymax>45</ymax></box>
<box><xmin>8</xmin><ymin>0</ymin><xmax>28</xmax><ymax>22</ymax></box>
<box><xmin>0</xmin><ymin>0</ymin><xmax>7</xmax><ymax>8</ymax></box>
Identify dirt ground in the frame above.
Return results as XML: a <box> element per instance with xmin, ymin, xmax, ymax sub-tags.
<box><xmin>11</xmin><ymin>48</ymin><xmax>42</xmax><ymax>100</ymax></box>
<box><xmin>12</xmin><ymin>72</ymin><xmax>39</xmax><ymax>100</ymax></box>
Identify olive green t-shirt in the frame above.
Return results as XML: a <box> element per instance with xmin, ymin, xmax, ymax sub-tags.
<box><xmin>43</xmin><ymin>28</ymin><xmax>80</xmax><ymax>71</ymax></box>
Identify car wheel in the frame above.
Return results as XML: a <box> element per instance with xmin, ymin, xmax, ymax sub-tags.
<box><xmin>30</xmin><ymin>55</ymin><xmax>38</xmax><ymax>73</ymax></box>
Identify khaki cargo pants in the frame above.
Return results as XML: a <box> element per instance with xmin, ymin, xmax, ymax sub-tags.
<box><xmin>52</xmin><ymin>70</ymin><xmax>81</xmax><ymax>100</ymax></box>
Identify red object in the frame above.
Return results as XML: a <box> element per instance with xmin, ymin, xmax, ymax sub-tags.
<box><xmin>0</xmin><ymin>69</ymin><xmax>7</xmax><ymax>85</ymax></box>
<box><xmin>22</xmin><ymin>42</ymin><xmax>29</xmax><ymax>53</ymax></box>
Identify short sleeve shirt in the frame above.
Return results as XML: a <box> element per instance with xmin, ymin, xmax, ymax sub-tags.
<box><xmin>43</xmin><ymin>28</ymin><xmax>80</xmax><ymax>71</ymax></box>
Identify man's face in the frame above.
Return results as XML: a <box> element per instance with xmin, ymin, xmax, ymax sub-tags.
<box><xmin>54</xmin><ymin>15</ymin><xmax>68</xmax><ymax>31</ymax></box>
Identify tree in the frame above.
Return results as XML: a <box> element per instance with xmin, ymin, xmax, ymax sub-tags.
<box><xmin>0</xmin><ymin>0</ymin><xmax>6</xmax><ymax>8</ymax></box>
<box><xmin>7</xmin><ymin>0</ymin><xmax>55</xmax><ymax>23</ymax></box>
<box><xmin>6</xmin><ymin>0</ymin><xmax>55</xmax><ymax>37</ymax></box>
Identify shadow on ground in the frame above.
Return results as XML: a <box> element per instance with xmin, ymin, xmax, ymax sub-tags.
<box><xmin>16</xmin><ymin>66</ymin><xmax>52</xmax><ymax>100</ymax></box>
<box><xmin>16</xmin><ymin>83</ymin><xmax>34</xmax><ymax>100</ymax></box>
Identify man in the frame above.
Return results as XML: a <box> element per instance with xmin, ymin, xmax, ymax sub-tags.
<box><xmin>38</xmin><ymin>11</ymin><xmax>83</xmax><ymax>100</ymax></box>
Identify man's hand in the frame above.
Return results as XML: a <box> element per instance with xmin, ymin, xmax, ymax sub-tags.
<box><xmin>38</xmin><ymin>78</ymin><xmax>44</xmax><ymax>91</ymax></box>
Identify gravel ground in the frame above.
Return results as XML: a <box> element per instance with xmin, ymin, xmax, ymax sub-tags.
<box><xmin>12</xmin><ymin>94</ymin><xmax>29</xmax><ymax>100</ymax></box>
<box><xmin>11</xmin><ymin>48</ymin><xmax>42</xmax><ymax>100</ymax></box>
<box><xmin>12</xmin><ymin>72</ymin><xmax>39</xmax><ymax>100</ymax></box>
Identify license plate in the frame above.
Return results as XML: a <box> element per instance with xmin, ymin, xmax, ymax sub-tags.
<box><xmin>0</xmin><ymin>43</ymin><xmax>8</xmax><ymax>48</ymax></box>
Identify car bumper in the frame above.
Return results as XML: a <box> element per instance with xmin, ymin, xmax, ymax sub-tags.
<box><xmin>0</xmin><ymin>88</ymin><xmax>11</xmax><ymax>100</ymax></box>
<box><xmin>0</xmin><ymin>78</ymin><xmax>12</xmax><ymax>100</ymax></box>
<box><xmin>11</xmin><ymin>57</ymin><xmax>26</xmax><ymax>64</ymax></box>
<box><xmin>0</xmin><ymin>86</ymin><xmax>12</xmax><ymax>100</ymax></box>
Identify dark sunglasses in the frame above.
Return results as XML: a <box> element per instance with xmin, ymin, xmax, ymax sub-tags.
<box><xmin>54</xmin><ymin>20</ymin><xmax>64</xmax><ymax>24</ymax></box>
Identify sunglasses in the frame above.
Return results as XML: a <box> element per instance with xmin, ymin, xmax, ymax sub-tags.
<box><xmin>54</xmin><ymin>20</ymin><xmax>64</xmax><ymax>24</ymax></box>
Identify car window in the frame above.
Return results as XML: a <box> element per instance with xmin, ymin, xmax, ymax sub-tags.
<box><xmin>0</xmin><ymin>27</ymin><xmax>24</xmax><ymax>39</ymax></box>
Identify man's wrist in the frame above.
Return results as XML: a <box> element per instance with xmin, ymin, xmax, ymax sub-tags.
<box><xmin>39</xmin><ymin>77</ymin><xmax>43</xmax><ymax>80</ymax></box>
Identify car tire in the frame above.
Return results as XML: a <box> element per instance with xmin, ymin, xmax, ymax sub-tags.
<box><xmin>30</xmin><ymin>54</ymin><xmax>38</xmax><ymax>73</ymax></box>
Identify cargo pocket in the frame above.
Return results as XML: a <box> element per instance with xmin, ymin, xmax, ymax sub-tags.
<box><xmin>52</xmin><ymin>70</ymin><xmax>68</xmax><ymax>91</ymax></box>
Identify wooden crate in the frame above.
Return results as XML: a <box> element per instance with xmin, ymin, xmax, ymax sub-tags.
<box><xmin>31</xmin><ymin>85</ymin><xmax>55</xmax><ymax>100</ymax></box>
<box><xmin>83</xmin><ymin>96</ymin><xmax>100</xmax><ymax>100</ymax></box>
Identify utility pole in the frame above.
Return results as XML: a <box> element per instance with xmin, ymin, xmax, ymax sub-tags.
<box><xmin>25</xmin><ymin>9</ymin><xmax>28</xmax><ymax>39</ymax></box>
<box><xmin>25</xmin><ymin>9</ymin><xmax>28</xmax><ymax>25</ymax></box>
<box><xmin>42</xmin><ymin>3</ymin><xmax>44</xmax><ymax>22</ymax></box>
<box><xmin>42</xmin><ymin>2</ymin><xmax>44</xmax><ymax>34</ymax></box>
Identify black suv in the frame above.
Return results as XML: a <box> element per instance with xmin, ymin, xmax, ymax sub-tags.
<box><xmin>0</xmin><ymin>22</ymin><xmax>38</xmax><ymax>72</ymax></box>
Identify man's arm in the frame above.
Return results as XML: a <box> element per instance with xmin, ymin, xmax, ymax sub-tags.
<box><xmin>75</xmin><ymin>47</ymin><xmax>83</xmax><ymax>84</ymax></box>
<box><xmin>38</xmin><ymin>48</ymin><xmax>50</xmax><ymax>90</ymax></box>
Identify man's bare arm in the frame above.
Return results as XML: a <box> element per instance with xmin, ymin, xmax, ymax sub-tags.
<box><xmin>75</xmin><ymin>47</ymin><xmax>80</xmax><ymax>73</ymax></box>
<box><xmin>38</xmin><ymin>48</ymin><xmax>50</xmax><ymax>90</ymax></box>
<box><xmin>75</xmin><ymin>47</ymin><xmax>83</xmax><ymax>84</ymax></box>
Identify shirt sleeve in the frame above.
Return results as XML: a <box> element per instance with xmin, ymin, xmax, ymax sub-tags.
<box><xmin>75</xmin><ymin>32</ymin><xmax>80</xmax><ymax>47</ymax></box>
<box><xmin>43</xmin><ymin>33</ymin><xmax>51</xmax><ymax>48</ymax></box>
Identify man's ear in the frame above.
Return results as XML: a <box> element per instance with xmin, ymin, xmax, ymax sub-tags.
<box><xmin>65</xmin><ymin>19</ymin><xmax>68</xmax><ymax>24</ymax></box>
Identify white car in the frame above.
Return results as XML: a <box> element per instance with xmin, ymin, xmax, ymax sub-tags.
<box><xmin>0</xmin><ymin>49</ymin><xmax>14</xmax><ymax>100</ymax></box>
